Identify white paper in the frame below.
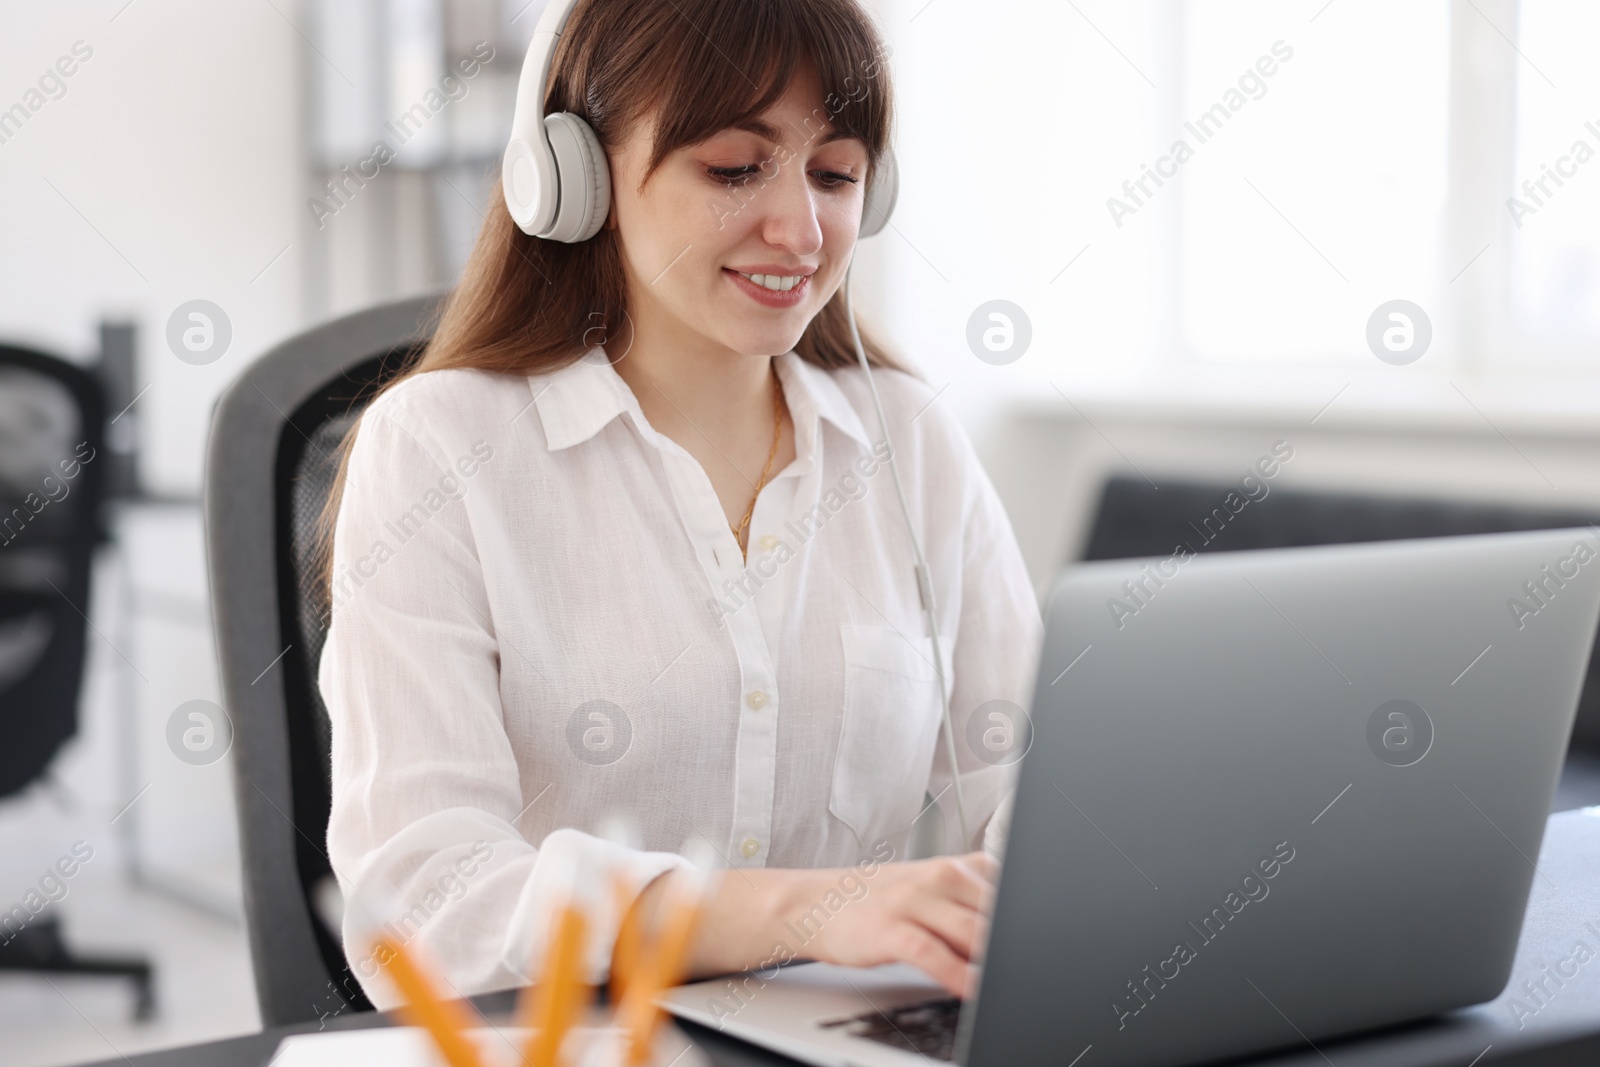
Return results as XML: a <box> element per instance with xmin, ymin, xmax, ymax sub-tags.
<box><xmin>270</xmin><ymin>1023</ymin><xmax>712</xmax><ymax>1067</ymax></box>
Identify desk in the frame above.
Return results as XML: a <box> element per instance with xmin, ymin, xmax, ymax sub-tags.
<box><xmin>72</xmin><ymin>810</ymin><xmax>1600</xmax><ymax>1067</ymax></box>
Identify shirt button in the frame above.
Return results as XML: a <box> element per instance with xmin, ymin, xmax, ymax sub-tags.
<box><xmin>758</xmin><ymin>534</ymin><xmax>778</xmax><ymax>551</ymax></box>
<box><xmin>745</xmin><ymin>690</ymin><xmax>768</xmax><ymax>710</ymax></box>
<box><xmin>741</xmin><ymin>838</ymin><xmax>760</xmax><ymax>858</ymax></box>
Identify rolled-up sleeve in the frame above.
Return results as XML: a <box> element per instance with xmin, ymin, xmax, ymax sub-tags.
<box><xmin>319</xmin><ymin>396</ymin><xmax>690</xmax><ymax>1009</ymax></box>
<box><xmin>925</xmin><ymin>430</ymin><xmax>1045</xmax><ymax>858</ymax></box>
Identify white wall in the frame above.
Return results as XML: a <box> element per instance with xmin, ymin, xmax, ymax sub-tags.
<box><xmin>1</xmin><ymin>0</ymin><xmax>305</xmax><ymax>496</ymax></box>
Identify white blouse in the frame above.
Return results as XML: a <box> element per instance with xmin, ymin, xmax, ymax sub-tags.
<box><xmin>319</xmin><ymin>348</ymin><xmax>1044</xmax><ymax>1009</ymax></box>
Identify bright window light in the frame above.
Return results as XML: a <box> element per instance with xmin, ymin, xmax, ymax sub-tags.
<box><xmin>1510</xmin><ymin>0</ymin><xmax>1600</xmax><ymax>344</ymax></box>
<box><xmin>1179</xmin><ymin>0</ymin><xmax>1450</xmax><ymax>363</ymax></box>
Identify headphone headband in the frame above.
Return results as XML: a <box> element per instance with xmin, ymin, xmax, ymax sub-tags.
<box><xmin>501</xmin><ymin>0</ymin><xmax>896</xmax><ymax>242</ymax></box>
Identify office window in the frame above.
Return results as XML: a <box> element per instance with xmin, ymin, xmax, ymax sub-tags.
<box><xmin>1179</xmin><ymin>0</ymin><xmax>1450</xmax><ymax>364</ymax></box>
<box><xmin>886</xmin><ymin>0</ymin><xmax>1158</xmax><ymax>379</ymax></box>
<box><xmin>968</xmin><ymin>0</ymin><xmax>1600</xmax><ymax>386</ymax></box>
<box><xmin>1509</xmin><ymin>0</ymin><xmax>1600</xmax><ymax>347</ymax></box>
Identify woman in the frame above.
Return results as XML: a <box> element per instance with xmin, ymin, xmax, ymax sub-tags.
<box><xmin>319</xmin><ymin>0</ymin><xmax>1042</xmax><ymax>1010</ymax></box>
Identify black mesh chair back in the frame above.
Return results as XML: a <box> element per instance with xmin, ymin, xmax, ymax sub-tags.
<box><xmin>0</xmin><ymin>345</ymin><xmax>155</xmax><ymax>1017</ymax></box>
<box><xmin>205</xmin><ymin>294</ymin><xmax>442</xmax><ymax>1027</ymax></box>
<box><xmin>0</xmin><ymin>346</ymin><xmax>105</xmax><ymax>799</ymax></box>
<box><xmin>1081</xmin><ymin>476</ymin><xmax>1600</xmax><ymax>755</ymax></box>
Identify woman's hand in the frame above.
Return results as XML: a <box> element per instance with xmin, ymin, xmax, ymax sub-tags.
<box><xmin>641</xmin><ymin>852</ymin><xmax>999</xmax><ymax>1000</ymax></box>
<box><xmin>794</xmin><ymin>852</ymin><xmax>998</xmax><ymax>999</ymax></box>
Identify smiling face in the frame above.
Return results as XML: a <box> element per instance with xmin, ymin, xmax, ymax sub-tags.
<box><xmin>605</xmin><ymin>64</ymin><xmax>871</xmax><ymax>360</ymax></box>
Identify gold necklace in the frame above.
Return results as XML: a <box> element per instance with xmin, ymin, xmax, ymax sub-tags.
<box><xmin>730</xmin><ymin>372</ymin><xmax>785</xmax><ymax>561</ymax></box>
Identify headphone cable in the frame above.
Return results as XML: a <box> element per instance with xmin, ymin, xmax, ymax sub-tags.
<box><xmin>842</xmin><ymin>256</ymin><xmax>971</xmax><ymax>850</ymax></box>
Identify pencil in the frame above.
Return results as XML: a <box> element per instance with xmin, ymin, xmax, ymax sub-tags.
<box><xmin>373</xmin><ymin>935</ymin><xmax>485</xmax><ymax>1067</ymax></box>
<box><xmin>610</xmin><ymin>871</ymin><xmax>643</xmax><ymax>1007</ymax></box>
<box><xmin>619</xmin><ymin>872</ymin><xmax>707</xmax><ymax>1067</ymax></box>
<box><xmin>516</xmin><ymin>899</ymin><xmax>591</xmax><ymax>1067</ymax></box>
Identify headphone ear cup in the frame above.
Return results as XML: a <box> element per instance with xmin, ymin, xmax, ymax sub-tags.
<box><xmin>542</xmin><ymin>112</ymin><xmax>611</xmax><ymax>243</ymax></box>
<box><xmin>859</xmin><ymin>148</ymin><xmax>897</xmax><ymax>238</ymax></box>
<box><xmin>503</xmin><ymin>135</ymin><xmax>559</xmax><ymax>236</ymax></box>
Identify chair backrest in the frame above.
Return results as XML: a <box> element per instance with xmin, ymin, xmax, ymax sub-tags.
<box><xmin>205</xmin><ymin>294</ymin><xmax>443</xmax><ymax>1028</ymax></box>
<box><xmin>1080</xmin><ymin>475</ymin><xmax>1600</xmax><ymax>754</ymax></box>
<box><xmin>0</xmin><ymin>346</ymin><xmax>105</xmax><ymax>800</ymax></box>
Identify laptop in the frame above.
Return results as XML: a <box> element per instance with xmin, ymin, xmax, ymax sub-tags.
<box><xmin>659</xmin><ymin>527</ymin><xmax>1600</xmax><ymax>1067</ymax></box>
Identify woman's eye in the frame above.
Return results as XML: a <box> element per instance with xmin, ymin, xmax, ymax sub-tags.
<box><xmin>705</xmin><ymin>165</ymin><xmax>861</xmax><ymax>189</ymax></box>
<box><xmin>812</xmin><ymin>170</ymin><xmax>860</xmax><ymax>189</ymax></box>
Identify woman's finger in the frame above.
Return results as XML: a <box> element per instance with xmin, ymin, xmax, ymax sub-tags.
<box><xmin>958</xmin><ymin>850</ymin><xmax>999</xmax><ymax>884</ymax></box>
<box><xmin>904</xmin><ymin>893</ymin><xmax>989</xmax><ymax>963</ymax></box>
<box><xmin>890</xmin><ymin>919</ymin><xmax>975</xmax><ymax>998</ymax></box>
<box><xmin>924</xmin><ymin>855</ymin><xmax>995</xmax><ymax>915</ymax></box>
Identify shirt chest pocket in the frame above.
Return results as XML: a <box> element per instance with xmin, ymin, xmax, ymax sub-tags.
<box><xmin>829</xmin><ymin>623</ymin><xmax>955</xmax><ymax>847</ymax></box>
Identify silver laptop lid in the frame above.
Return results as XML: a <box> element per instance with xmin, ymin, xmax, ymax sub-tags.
<box><xmin>964</xmin><ymin>528</ymin><xmax>1600</xmax><ymax>1067</ymax></box>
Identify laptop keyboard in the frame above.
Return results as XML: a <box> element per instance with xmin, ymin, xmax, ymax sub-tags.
<box><xmin>819</xmin><ymin>996</ymin><xmax>962</xmax><ymax>1061</ymax></box>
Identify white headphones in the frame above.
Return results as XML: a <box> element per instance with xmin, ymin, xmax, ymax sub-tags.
<box><xmin>502</xmin><ymin>0</ymin><xmax>899</xmax><ymax>242</ymax></box>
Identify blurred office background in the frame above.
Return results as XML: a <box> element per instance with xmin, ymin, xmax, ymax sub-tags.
<box><xmin>4</xmin><ymin>0</ymin><xmax>1600</xmax><ymax>1064</ymax></box>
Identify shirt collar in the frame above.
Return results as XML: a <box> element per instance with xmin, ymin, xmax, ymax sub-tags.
<box><xmin>775</xmin><ymin>350</ymin><xmax>874</xmax><ymax>452</ymax></box>
<box><xmin>530</xmin><ymin>348</ymin><xmax>873</xmax><ymax>455</ymax></box>
<box><xmin>529</xmin><ymin>349</ymin><xmax>638</xmax><ymax>452</ymax></box>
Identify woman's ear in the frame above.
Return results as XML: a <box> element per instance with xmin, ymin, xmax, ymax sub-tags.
<box><xmin>603</xmin><ymin>174</ymin><xmax>618</xmax><ymax>231</ymax></box>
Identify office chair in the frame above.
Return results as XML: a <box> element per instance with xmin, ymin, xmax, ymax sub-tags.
<box><xmin>0</xmin><ymin>344</ymin><xmax>154</xmax><ymax>1018</ymax></box>
<box><xmin>205</xmin><ymin>294</ymin><xmax>443</xmax><ymax>1028</ymax></box>
<box><xmin>1081</xmin><ymin>476</ymin><xmax>1600</xmax><ymax>797</ymax></box>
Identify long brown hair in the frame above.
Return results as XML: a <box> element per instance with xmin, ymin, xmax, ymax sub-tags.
<box><xmin>316</xmin><ymin>0</ymin><xmax>914</xmax><ymax>602</ymax></box>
